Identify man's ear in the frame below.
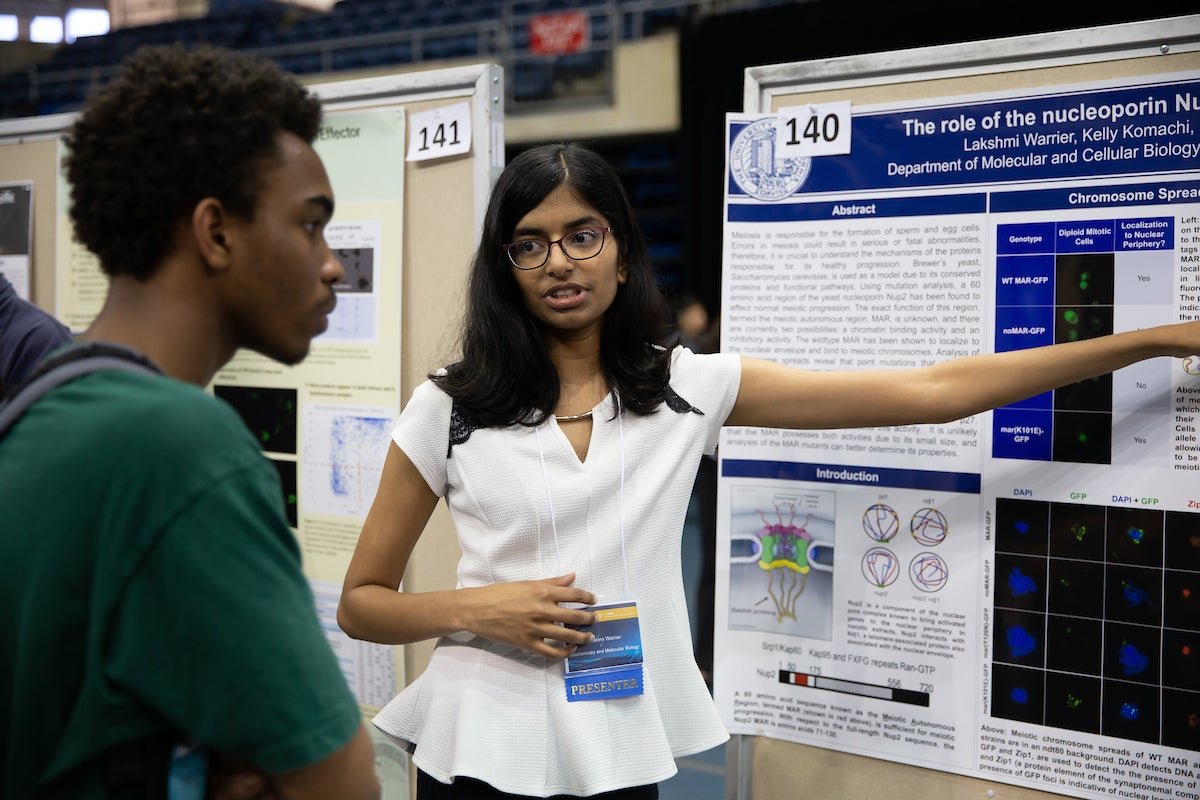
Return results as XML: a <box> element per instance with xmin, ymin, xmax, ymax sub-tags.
<box><xmin>193</xmin><ymin>197</ymin><xmax>231</xmax><ymax>270</ymax></box>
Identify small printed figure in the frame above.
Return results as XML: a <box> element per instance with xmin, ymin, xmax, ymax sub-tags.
<box><xmin>862</xmin><ymin>547</ymin><xmax>900</xmax><ymax>588</ymax></box>
<box><xmin>863</xmin><ymin>502</ymin><xmax>900</xmax><ymax>542</ymax></box>
<box><xmin>756</xmin><ymin>503</ymin><xmax>814</xmax><ymax>622</ymax></box>
<box><xmin>910</xmin><ymin>506</ymin><xmax>948</xmax><ymax>546</ymax></box>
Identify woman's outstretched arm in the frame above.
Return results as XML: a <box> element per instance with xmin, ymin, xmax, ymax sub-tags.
<box><xmin>727</xmin><ymin>319</ymin><xmax>1200</xmax><ymax>430</ymax></box>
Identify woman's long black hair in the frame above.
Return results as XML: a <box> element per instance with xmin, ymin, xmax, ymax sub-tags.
<box><xmin>433</xmin><ymin>142</ymin><xmax>678</xmax><ymax>426</ymax></box>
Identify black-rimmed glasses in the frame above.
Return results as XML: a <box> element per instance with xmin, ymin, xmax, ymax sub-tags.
<box><xmin>503</xmin><ymin>226</ymin><xmax>613</xmax><ymax>270</ymax></box>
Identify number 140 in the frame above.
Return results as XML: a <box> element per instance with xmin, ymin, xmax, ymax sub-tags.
<box><xmin>785</xmin><ymin>113</ymin><xmax>839</xmax><ymax>145</ymax></box>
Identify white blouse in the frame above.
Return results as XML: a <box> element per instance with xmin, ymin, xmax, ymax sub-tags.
<box><xmin>373</xmin><ymin>346</ymin><xmax>742</xmax><ymax>796</ymax></box>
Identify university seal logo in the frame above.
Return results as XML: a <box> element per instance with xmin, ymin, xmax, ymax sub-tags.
<box><xmin>729</xmin><ymin>118</ymin><xmax>810</xmax><ymax>201</ymax></box>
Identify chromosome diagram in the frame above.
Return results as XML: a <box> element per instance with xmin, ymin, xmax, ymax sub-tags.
<box><xmin>909</xmin><ymin>552</ymin><xmax>950</xmax><ymax>592</ymax></box>
<box><xmin>863</xmin><ymin>503</ymin><xmax>900</xmax><ymax>542</ymax></box>
<box><xmin>862</xmin><ymin>547</ymin><xmax>900</xmax><ymax>588</ymax></box>
<box><xmin>860</xmin><ymin>504</ymin><xmax>950</xmax><ymax>591</ymax></box>
<box><xmin>911</xmin><ymin>507</ymin><xmax>949</xmax><ymax>545</ymax></box>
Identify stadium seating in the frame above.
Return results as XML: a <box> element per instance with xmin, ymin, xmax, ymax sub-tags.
<box><xmin>0</xmin><ymin>0</ymin><xmax>790</xmax><ymax>118</ymax></box>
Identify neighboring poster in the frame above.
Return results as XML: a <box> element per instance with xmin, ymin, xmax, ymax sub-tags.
<box><xmin>212</xmin><ymin>106</ymin><xmax>406</xmax><ymax>713</ymax></box>
<box><xmin>0</xmin><ymin>181</ymin><xmax>34</xmax><ymax>298</ymax></box>
<box><xmin>715</xmin><ymin>71</ymin><xmax>1200</xmax><ymax>800</ymax></box>
<box><xmin>54</xmin><ymin>139</ymin><xmax>108</xmax><ymax>331</ymax></box>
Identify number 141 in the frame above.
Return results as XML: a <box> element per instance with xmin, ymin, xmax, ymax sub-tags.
<box><xmin>418</xmin><ymin>121</ymin><xmax>460</xmax><ymax>151</ymax></box>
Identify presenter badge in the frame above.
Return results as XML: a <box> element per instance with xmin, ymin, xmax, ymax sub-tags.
<box><xmin>563</xmin><ymin>601</ymin><xmax>645</xmax><ymax>702</ymax></box>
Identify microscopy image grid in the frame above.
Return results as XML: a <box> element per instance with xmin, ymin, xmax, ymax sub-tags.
<box><xmin>990</xmin><ymin>498</ymin><xmax>1200</xmax><ymax>750</ymax></box>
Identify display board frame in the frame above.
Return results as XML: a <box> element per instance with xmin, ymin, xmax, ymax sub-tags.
<box><xmin>721</xmin><ymin>15</ymin><xmax>1200</xmax><ymax>800</ymax></box>
<box><xmin>0</xmin><ymin>61</ymin><xmax>503</xmax><ymax>800</ymax></box>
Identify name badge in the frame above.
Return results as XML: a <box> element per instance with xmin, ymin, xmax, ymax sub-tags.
<box><xmin>563</xmin><ymin>601</ymin><xmax>645</xmax><ymax>702</ymax></box>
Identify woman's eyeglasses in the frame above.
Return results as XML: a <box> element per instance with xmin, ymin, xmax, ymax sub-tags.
<box><xmin>503</xmin><ymin>226</ymin><xmax>613</xmax><ymax>270</ymax></box>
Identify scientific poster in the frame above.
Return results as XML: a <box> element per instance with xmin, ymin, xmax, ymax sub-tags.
<box><xmin>0</xmin><ymin>181</ymin><xmax>33</xmax><ymax>298</ymax></box>
<box><xmin>714</xmin><ymin>71</ymin><xmax>1200</xmax><ymax>800</ymax></box>
<box><xmin>212</xmin><ymin>106</ymin><xmax>406</xmax><ymax>713</ymax></box>
<box><xmin>54</xmin><ymin>138</ymin><xmax>109</xmax><ymax>331</ymax></box>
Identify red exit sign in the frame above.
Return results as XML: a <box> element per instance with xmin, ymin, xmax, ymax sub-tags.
<box><xmin>529</xmin><ymin>10</ymin><xmax>590</xmax><ymax>56</ymax></box>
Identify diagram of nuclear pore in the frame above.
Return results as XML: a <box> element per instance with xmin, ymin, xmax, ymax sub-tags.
<box><xmin>728</xmin><ymin>486</ymin><xmax>835</xmax><ymax>639</ymax></box>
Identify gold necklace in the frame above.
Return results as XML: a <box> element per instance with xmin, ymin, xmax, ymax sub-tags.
<box><xmin>553</xmin><ymin>410</ymin><xmax>594</xmax><ymax>422</ymax></box>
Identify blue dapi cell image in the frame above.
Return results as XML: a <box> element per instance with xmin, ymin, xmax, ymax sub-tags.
<box><xmin>1008</xmin><ymin>626</ymin><xmax>1037</xmax><ymax>659</ymax></box>
<box><xmin>1117</xmin><ymin>642</ymin><xmax>1150</xmax><ymax>678</ymax></box>
<box><xmin>996</xmin><ymin>498</ymin><xmax>1050</xmax><ymax>556</ymax></box>
<box><xmin>996</xmin><ymin>554</ymin><xmax>1045</xmax><ymax>611</ymax></box>
<box><xmin>1122</xmin><ymin>581</ymin><xmax>1151</xmax><ymax>610</ymax></box>
<box><xmin>1106</xmin><ymin>565</ymin><xmax>1162</xmax><ymax>626</ymax></box>
<box><xmin>994</xmin><ymin>609</ymin><xmax>1044</xmax><ymax>667</ymax></box>
<box><xmin>1010</xmin><ymin>567</ymin><xmax>1038</xmax><ymax>597</ymax></box>
<box><xmin>1104</xmin><ymin>623</ymin><xmax>1160</xmax><ymax>686</ymax></box>
<box><xmin>990</xmin><ymin>663</ymin><xmax>1044</xmax><ymax>726</ymax></box>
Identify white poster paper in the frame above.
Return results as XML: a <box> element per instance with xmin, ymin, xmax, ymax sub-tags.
<box><xmin>716</xmin><ymin>72</ymin><xmax>1200</xmax><ymax>800</ymax></box>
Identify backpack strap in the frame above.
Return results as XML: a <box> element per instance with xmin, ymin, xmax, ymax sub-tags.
<box><xmin>0</xmin><ymin>342</ymin><xmax>162</xmax><ymax>440</ymax></box>
<box><xmin>15</xmin><ymin>343</ymin><xmax>175</xmax><ymax>800</ymax></box>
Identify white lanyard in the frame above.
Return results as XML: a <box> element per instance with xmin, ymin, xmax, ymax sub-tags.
<box><xmin>534</xmin><ymin>399</ymin><xmax>631</xmax><ymax>597</ymax></box>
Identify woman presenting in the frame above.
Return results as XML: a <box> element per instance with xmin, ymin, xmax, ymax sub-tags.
<box><xmin>338</xmin><ymin>142</ymin><xmax>1200</xmax><ymax>799</ymax></box>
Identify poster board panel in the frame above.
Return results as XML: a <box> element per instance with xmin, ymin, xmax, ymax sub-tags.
<box><xmin>0</xmin><ymin>62</ymin><xmax>503</xmax><ymax>800</ymax></box>
<box><xmin>744</xmin><ymin>17</ymin><xmax>1200</xmax><ymax>113</ymax></box>
<box><xmin>0</xmin><ymin>113</ymin><xmax>73</xmax><ymax>312</ymax></box>
<box><xmin>721</xmin><ymin>16</ymin><xmax>1200</xmax><ymax>800</ymax></box>
<box><xmin>750</xmin><ymin>737</ymin><xmax>1051</xmax><ymax>800</ymax></box>
<box><xmin>308</xmin><ymin>65</ymin><xmax>503</xmax><ymax>691</ymax></box>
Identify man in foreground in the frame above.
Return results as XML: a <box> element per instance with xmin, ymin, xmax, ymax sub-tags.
<box><xmin>0</xmin><ymin>45</ymin><xmax>379</xmax><ymax>799</ymax></box>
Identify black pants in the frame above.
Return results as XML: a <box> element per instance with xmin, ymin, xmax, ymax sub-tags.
<box><xmin>692</xmin><ymin>455</ymin><xmax>718</xmax><ymax>676</ymax></box>
<box><xmin>417</xmin><ymin>770</ymin><xmax>659</xmax><ymax>799</ymax></box>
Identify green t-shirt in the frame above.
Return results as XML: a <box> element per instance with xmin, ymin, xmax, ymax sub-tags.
<box><xmin>0</xmin><ymin>368</ymin><xmax>362</xmax><ymax>798</ymax></box>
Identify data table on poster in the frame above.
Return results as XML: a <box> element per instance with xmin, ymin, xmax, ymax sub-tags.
<box><xmin>992</xmin><ymin>216</ymin><xmax>1176</xmax><ymax>466</ymax></box>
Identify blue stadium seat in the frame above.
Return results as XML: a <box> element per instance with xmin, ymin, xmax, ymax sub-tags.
<box><xmin>331</xmin><ymin>41</ymin><xmax>413</xmax><ymax>70</ymax></box>
<box><xmin>510</xmin><ymin>59</ymin><xmax>554</xmax><ymax>102</ymax></box>
<box><xmin>274</xmin><ymin>51</ymin><xmax>325</xmax><ymax>75</ymax></box>
<box><xmin>554</xmin><ymin>50</ymin><xmax>604</xmax><ymax>75</ymax></box>
<box><xmin>0</xmin><ymin>0</ymin><xmax>788</xmax><ymax>115</ymax></box>
<box><xmin>422</xmin><ymin>32</ymin><xmax>483</xmax><ymax>61</ymax></box>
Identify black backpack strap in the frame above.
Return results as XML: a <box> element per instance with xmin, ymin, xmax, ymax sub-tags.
<box><xmin>0</xmin><ymin>342</ymin><xmax>162</xmax><ymax>439</ymax></box>
<box><xmin>20</xmin><ymin>347</ymin><xmax>174</xmax><ymax>800</ymax></box>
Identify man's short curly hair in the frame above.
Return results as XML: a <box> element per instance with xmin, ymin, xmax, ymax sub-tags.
<box><xmin>65</xmin><ymin>44</ymin><xmax>322</xmax><ymax>281</ymax></box>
